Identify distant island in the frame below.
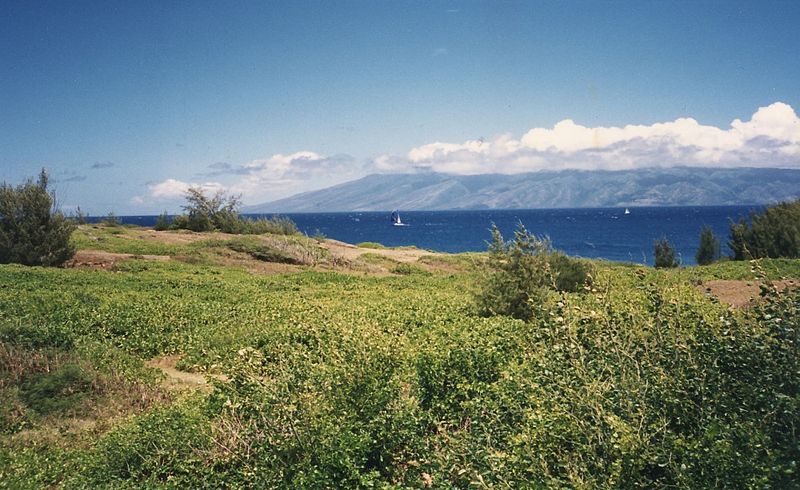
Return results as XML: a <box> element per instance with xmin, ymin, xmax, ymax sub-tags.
<box><xmin>244</xmin><ymin>167</ymin><xmax>800</xmax><ymax>213</ymax></box>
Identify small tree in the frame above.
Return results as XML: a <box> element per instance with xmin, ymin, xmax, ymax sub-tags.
<box><xmin>478</xmin><ymin>223</ymin><xmax>592</xmax><ymax>321</ymax></box>
<box><xmin>153</xmin><ymin>211</ymin><xmax>170</xmax><ymax>231</ymax></box>
<box><xmin>0</xmin><ymin>169</ymin><xmax>75</xmax><ymax>266</ymax></box>
<box><xmin>181</xmin><ymin>187</ymin><xmax>241</xmax><ymax>232</ymax></box>
<box><xmin>728</xmin><ymin>200</ymin><xmax>800</xmax><ymax>260</ymax></box>
<box><xmin>695</xmin><ymin>226</ymin><xmax>720</xmax><ymax>266</ymax></box>
<box><xmin>654</xmin><ymin>237</ymin><xmax>678</xmax><ymax>268</ymax></box>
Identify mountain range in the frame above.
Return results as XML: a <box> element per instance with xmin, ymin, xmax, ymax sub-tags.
<box><xmin>244</xmin><ymin>167</ymin><xmax>800</xmax><ymax>212</ymax></box>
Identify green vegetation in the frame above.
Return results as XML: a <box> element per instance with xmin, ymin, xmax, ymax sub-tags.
<box><xmin>356</xmin><ymin>241</ymin><xmax>387</xmax><ymax>249</ymax></box>
<box><xmin>169</xmin><ymin>187</ymin><xmax>299</xmax><ymax>235</ymax></box>
<box><xmin>696</xmin><ymin>225</ymin><xmax>721</xmax><ymax>265</ymax></box>
<box><xmin>1</xmin><ymin>222</ymin><xmax>799</xmax><ymax>487</ymax></box>
<box><xmin>729</xmin><ymin>199</ymin><xmax>800</xmax><ymax>260</ymax></box>
<box><xmin>0</xmin><ymin>170</ymin><xmax>75</xmax><ymax>266</ymax></box>
<box><xmin>477</xmin><ymin>223</ymin><xmax>592</xmax><ymax>320</ymax></box>
<box><xmin>654</xmin><ymin>236</ymin><xmax>678</xmax><ymax>268</ymax></box>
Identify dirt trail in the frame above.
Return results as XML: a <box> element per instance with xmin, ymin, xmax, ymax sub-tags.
<box><xmin>698</xmin><ymin>279</ymin><xmax>798</xmax><ymax>307</ymax></box>
<box><xmin>146</xmin><ymin>355</ymin><xmax>226</xmax><ymax>392</ymax></box>
<box><xmin>66</xmin><ymin>250</ymin><xmax>170</xmax><ymax>269</ymax></box>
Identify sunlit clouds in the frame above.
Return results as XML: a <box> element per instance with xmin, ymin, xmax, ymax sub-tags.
<box><xmin>147</xmin><ymin>103</ymin><xmax>800</xmax><ymax>205</ymax></box>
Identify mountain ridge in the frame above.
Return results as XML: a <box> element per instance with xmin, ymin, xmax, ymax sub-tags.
<box><xmin>243</xmin><ymin>167</ymin><xmax>800</xmax><ymax>213</ymax></box>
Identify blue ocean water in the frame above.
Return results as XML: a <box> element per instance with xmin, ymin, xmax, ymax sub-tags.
<box><xmin>112</xmin><ymin>206</ymin><xmax>759</xmax><ymax>266</ymax></box>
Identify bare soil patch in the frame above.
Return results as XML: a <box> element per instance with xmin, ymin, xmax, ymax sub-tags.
<box><xmin>146</xmin><ymin>355</ymin><xmax>226</xmax><ymax>393</ymax></box>
<box><xmin>698</xmin><ymin>279</ymin><xmax>799</xmax><ymax>307</ymax></box>
<box><xmin>66</xmin><ymin>250</ymin><xmax>170</xmax><ymax>270</ymax></box>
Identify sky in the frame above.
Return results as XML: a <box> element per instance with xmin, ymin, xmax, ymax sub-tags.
<box><xmin>2</xmin><ymin>0</ymin><xmax>799</xmax><ymax>214</ymax></box>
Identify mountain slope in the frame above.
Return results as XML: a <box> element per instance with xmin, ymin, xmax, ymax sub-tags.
<box><xmin>244</xmin><ymin>167</ymin><xmax>800</xmax><ymax>212</ymax></box>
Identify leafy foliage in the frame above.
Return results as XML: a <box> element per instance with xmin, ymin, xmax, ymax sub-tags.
<box><xmin>477</xmin><ymin>223</ymin><xmax>592</xmax><ymax>320</ymax></box>
<box><xmin>729</xmin><ymin>199</ymin><xmax>800</xmax><ymax>260</ymax></box>
<box><xmin>153</xmin><ymin>211</ymin><xmax>170</xmax><ymax>231</ymax></box>
<box><xmin>170</xmin><ymin>187</ymin><xmax>299</xmax><ymax>235</ymax></box>
<box><xmin>654</xmin><ymin>236</ymin><xmax>678</xmax><ymax>268</ymax></box>
<box><xmin>695</xmin><ymin>225</ymin><xmax>721</xmax><ymax>265</ymax></box>
<box><xmin>0</xmin><ymin>170</ymin><xmax>75</xmax><ymax>266</ymax></box>
<box><xmin>1</xmin><ymin>230</ymin><xmax>800</xmax><ymax>487</ymax></box>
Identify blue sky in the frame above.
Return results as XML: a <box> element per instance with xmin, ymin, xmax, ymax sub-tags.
<box><xmin>2</xmin><ymin>0</ymin><xmax>799</xmax><ymax>214</ymax></box>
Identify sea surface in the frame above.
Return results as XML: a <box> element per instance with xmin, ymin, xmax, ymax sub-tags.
<box><xmin>112</xmin><ymin>206</ymin><xmax>761</xmax><ymax>266</ymax></box>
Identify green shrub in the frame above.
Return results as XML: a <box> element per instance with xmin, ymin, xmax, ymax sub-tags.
<box><xmin>0</xmin><ymin>169</ymin><xmax>75</xmax><ymax>266</ymax></box>
<box><xmin>695</xmin><ymin>225</ymin><xmax>720</xmax><ymax>265</ymax></box>
<box><xmin>225</xmin><ymin>238</ymin><xmax>300</xmax><ymax>264</ymax></box>
<box><xmin>169</xmin><ymin>187</ymin><xmax>299</xmax><ymax>235</ymax></box>
<box><xmin>391</xmin><ymin>263</ymin><xmax>430</xmax><ymax>275</ymax></box>
<box><xmin>654</xmin><ymin>237</ymin><xmax>678</xmax><ymax>268</ymax></box>
<box><xmin>477</xmin><ymin>223</ymin><xmax>591</xmax><ymax>320</ymax></box>
<box><xmin>153</xmin><ymin>211</ymin><xmax>170</xmax><ymax>231</ymax></box>
<box><xmin>19</xmin><ymin>363</ymin><xmax>94</xmax><ymax>416</ymax></box>
<box><xmin>77</xmin><ymin>404</ymin><xmax>211</xmax><ymax>486</ymax></box>
<box><xmin>357</xmin><ymin>242</ymin><xmax>386</xmax><ymax>249</ymax></box>
<box><xmin>729</xmin><ymin>199</ymin><xmax>800</xmax><ymax>260</ymax></box>
<box><xmin>101</xmin><ymin>212</ymin><xmax>121</xmax><ymax>227</ymax></box>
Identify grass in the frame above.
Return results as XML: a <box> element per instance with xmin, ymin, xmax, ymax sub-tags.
<box><xmin>1</xmin><ymin>226</ymin><xmax>799</xmax><ymax>487</ymax></box>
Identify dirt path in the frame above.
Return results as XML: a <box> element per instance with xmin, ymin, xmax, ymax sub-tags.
<box><xmin>145</xmin><ymin>355</ymin><xmax>226</xmax><ymax>392</ymax></box>
<box><xmin>698</xmin><ymin>279</ymin><xmax>798</xmax><ymax>307</ymax></box>
<box><xmin>66</xmin><ymin>250</ymin><xmax>170</xmax><ymax>269</ymax></box>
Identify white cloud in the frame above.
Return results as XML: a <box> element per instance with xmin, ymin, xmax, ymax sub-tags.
<box><xmin>380</xmin><ymin>102</ymin><xmax>800</xmax><ymax>174</ymax></box>
<box><xmin>141</xmin><ymin>103</ymin><xmax>800</xmax><ymax>209</ymax></box>
<box><xmin>148</xmin><ymin>178</ymin><xmax>226</xmax><ymax>199</ymax></box>
<box><xmin>147</xmin><ymin>152</ymin><xmax>365</xmax><ymax>205</ymax></box>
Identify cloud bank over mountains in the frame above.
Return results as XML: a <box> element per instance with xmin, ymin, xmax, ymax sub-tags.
<box><xmin>144</xmin><ymin>102</ymin><xmax>800</xmax><ymax>205</ymax></box>
<box><xmin>384</xmin><ymin>102</ymin><xmax>800</xmax><ymax>174</ymax></box>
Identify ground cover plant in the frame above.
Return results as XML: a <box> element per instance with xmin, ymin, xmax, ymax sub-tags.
<box><xmin>1</xmin><ymin>226</ymin><xmax>798</xmax><ymax>488</ymax></box>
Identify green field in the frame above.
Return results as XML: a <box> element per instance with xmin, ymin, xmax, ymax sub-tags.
<box><xmin>1</xmin><ymin>226</ymin><xmax>798</xmax><ymax>488</ymax></box>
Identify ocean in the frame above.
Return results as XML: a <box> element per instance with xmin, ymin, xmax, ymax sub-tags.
<box><xmin>111</xmin><ymin>206</ymin><xmax>760</xmax><ymax>266</ymax></box>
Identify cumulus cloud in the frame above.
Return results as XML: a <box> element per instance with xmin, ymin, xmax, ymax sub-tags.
<box><xmin>148</xmin><ymin>152</ymin><xmax>364</xmax><ymax>204</ymax></box>
<box><xmin>148</xmin><ymin>178</ymin><xmax>226</xmax><ymax>199</ymax></box>
<box><xmin>377</xmin><ymin>102</ymin><xmax>800</xmax><ymax>174</ymax></box>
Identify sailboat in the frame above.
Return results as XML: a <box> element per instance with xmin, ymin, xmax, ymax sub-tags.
<box><xmin>624</xmin><ymin>208</ymin><xmax>631</xmax><ymax>215</ymax></box>
<box><xmin>391</xmin><ymin>210</ymin><xmax>408</xmax><ymax>227</ymax></box>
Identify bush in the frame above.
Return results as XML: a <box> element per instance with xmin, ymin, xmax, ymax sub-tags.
<box><xmin>728</xmin><ymin>199</ymin><xmax>800</xmax><ymax>260</ymax></box>
<box><xmin>101</xmin><ymin>212</ymin><xmax>121</xmax><ymax>227</ymax></box>
<box><xmin>153</xmin><ymin>211</ymin><xmax>170</xmax><ymax>231</ymax></box>
<box><xmin>695</xmin><ymin>226</ymin><xmax>720</xmax><ymax>265</ymax></box>
<box><xmin>0</xmin><ymin>170</ymin><xmax>75</xmax><ymax>266</ymax></box>
<box><xmin>19</xmin><ymin>363</ymin><xmax>94</xmax><ymax>416</ymax></box>
<box><xmin>225</xmin><ymin>238</ymin><xmax>301</xmax><ymax>264</ymax></box>
<box><xmin>477</xmin><ymin>223</ymin><xmax>591</xmax><ymax>320</ymax></box>
<box><xmin>654</xmin><ymin>237</ymin><xmax>678</xmax><ymax>268</ymax></box>
<box><xmin>171</xmin><ymin>187</ymin><xmax>299</xmax><ymax>235</ymax></box>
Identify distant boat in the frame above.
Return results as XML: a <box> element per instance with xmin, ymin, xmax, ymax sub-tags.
<box><xmin>391</xmin><ymin>210</ymin><xmax>408</xmax><ymax>226</ymax></box>
<box><xmin>624</xmin><ymin>208</ymin><xmax>631</xmax><ymax>215</ymax></box>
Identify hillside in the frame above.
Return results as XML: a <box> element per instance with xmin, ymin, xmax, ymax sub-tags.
<box><xmin>1</xmin><ymin>225</ymin><xmax>799</xmax><ymax>487</ymax></box>
<box><xmin>245</xmin><ymin>167</ymin><xmax>800</xmax><ymax>212</ymax></box>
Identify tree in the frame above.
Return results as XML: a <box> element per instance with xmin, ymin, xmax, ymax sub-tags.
<box><xmin>477</xmin><ymin>223</ymin><xmax>592</xmax><ymax>321</ymax></box>
<box><xmin>695</xmin><ymin>226</ymin><xmax>720</xmax><ymax>266</ymax></box>
<box><xmin>0</xmin><ymin>169</ymin><xmax>75</xmax><ymax>266</ymax></box>
<box><xmin>181</xmin><ymin>187</ymin><xmax>242</xmax><ymax>233</ymax></box>
<box><xmin>654</xmin><ymin>237</ymin><xmax>678</xmax><ymax>268</ymax></box>
<box><xmin>728</xmin><ymin>200</ymin><xmax>800</xmax><ymax>260</ymax></box>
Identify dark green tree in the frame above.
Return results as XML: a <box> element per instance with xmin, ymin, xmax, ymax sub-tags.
<box><xmin>0</xmin><ymin>169</ymin><xmax>75</xmax><ymax>266</ymax></box>
<box><xmin>654</xmin><ymin>237</ymin><xmax>678</xmax><ymax>268</ymax></box>
<box><xmin>153</xmin><ymin>211</ymin><xmax>170</xmax><ymax>231</ymax></box>
<box><xmin>728</xmin><ymin>200</ymin><xmax>800</xmax><ymax>260</ymax></box>
<box><xmin>478</xmin><ymin>223</ymin><xmax>592</xmax><ymax>320</ymax></box>
<box><xmin>695</xmin><ymin>226</ymin><xmax>720</xmax><ymax>265</ymax></box>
